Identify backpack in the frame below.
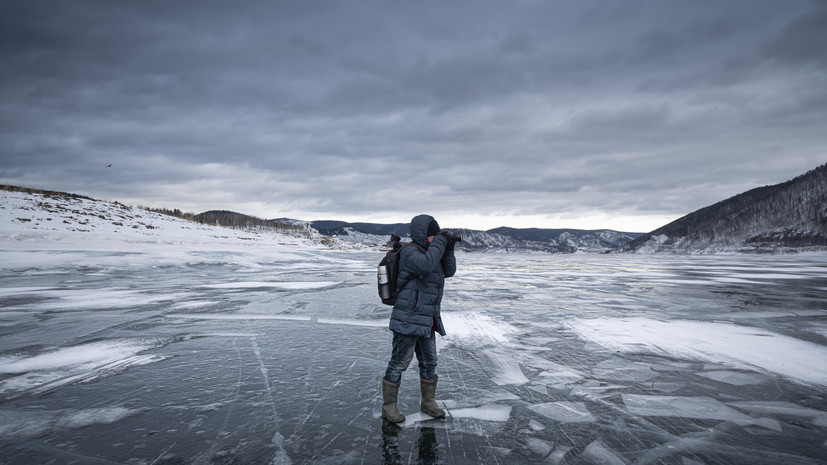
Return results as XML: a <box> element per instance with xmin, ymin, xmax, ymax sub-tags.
<box><xmin>377</xmin><ymin>236</ymin><xmax>424</xmax><ymax>306</ymax></box>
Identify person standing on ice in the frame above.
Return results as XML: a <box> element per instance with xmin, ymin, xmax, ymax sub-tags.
<box><xmin>382</xmin><ymin>214</ymin><xmax>457</xmax><ymax>423</ymax></box>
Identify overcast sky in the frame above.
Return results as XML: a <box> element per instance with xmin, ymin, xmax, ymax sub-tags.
<box><xmin>2</xmin><ymin>1</ymin><xmax>825</xmax><ymax>232</ymax></box>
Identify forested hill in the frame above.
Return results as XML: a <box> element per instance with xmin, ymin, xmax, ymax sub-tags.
<box><xmin>619</xmin><ymin>163</ymin><xmax>827</xmax><ymax>253</ymax></box>
<box><xmin>195</xmin><ymin>210</ymin><xmax>304</xmax><ymax>232</ymax></box>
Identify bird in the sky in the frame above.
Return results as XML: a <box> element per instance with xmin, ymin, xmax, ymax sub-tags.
<box><xmin>106</xmin><ymin>164</ymin><xmax>112</xmax><ymax>168</ymax></box>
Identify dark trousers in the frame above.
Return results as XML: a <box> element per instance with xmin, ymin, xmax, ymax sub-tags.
<box><xmin>383</xmin><ymin>331</ymin><xmax>438</xmax><ymax>384</ymax></box>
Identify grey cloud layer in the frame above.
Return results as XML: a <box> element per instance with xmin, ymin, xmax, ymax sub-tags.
<box><xmin>1</xmin><ymin>0</ymin><xmax>825</xmax><ymax>229</ymax></box>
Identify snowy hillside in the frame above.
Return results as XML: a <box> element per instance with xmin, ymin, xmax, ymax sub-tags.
<box><xmin>620</xmin><ymin>163</ymin><xmax>827</xmax><ymax>254</ymax></box>
<box><xmin>0</xmin><ymin>188</ymin><xmax>342</xmax><ymax>251</ymax></box>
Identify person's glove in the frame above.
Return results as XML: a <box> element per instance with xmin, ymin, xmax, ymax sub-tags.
<box><xmin>438</xmin><ymin>231</ymin><xmax>456</xmax><ymax>251</ymax></box>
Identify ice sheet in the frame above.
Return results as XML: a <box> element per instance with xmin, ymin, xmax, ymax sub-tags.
<box><xmin>3</xmin><ymin>192</ymin><xmax>827</xmax><ymax>464</ymax></box>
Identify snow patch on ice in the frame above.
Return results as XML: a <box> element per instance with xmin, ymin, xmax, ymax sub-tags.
<box><xmin>199</xmin><ymin>281</ymin><xmax>340</xmax><ymax>290</ymax></box>
<box><xmin>485</xmin><ymin>352</ymin><xmax>529</xmax><ymax>385</ymax></box>
<box><xmin>537</xmin><ymin>363</ymin><xmax>584</xmax><ymax>386</ymax></box>
<box><xmin>807</xmin><ymin>323</ymin><xmax>827</xmax><ymax>338</ymax></box>
<box><xmin>0</xmin><ymin>286</ymin><xmax>56</xmax><ymax>296</ymax></box>
<box><xmin>734</xmin><ymin>417</ymin><xmax>783</xmax><ymax>432</ymax></box>
<box><xmin>528</xmin><ymin>401</ymin><xmax>596</xmax><ymax>423</ymax></box>
<box><xmin>442</xmin><ymin>312</ymin><xmax>516</xmax><ymax>345</ymax></box>
<box><xmin>622</xmin><ymin>394</ymin><xmax>752</xmax><ymax>421</ymax></box>
<box><xmin>315</xmin><ymin>318</ymin><xmax>386</xmax><ymax>328</ymax></box>
<box><xmin>525</xmin><ymin>437</ymin><xmax>553</xmax><ymax>456</ymax></box>
<box><xmin>569</xmin><ymin>381</ymin><xmax>627</xmax><ymax>399</ymax></box>
<box><xmin>0</xmin><ymin>407</ymin><xmax>142</xmax><ymax>438</ymax></box>
<box><xmin>567</xmin><ymin>317</ymin><xmax>827</xmax><ymax>386</ymax></box>
<box><xmin>192</xmin><ymin>332</ymin><xmax>260</xmax><ymax>338</ymax></box>
<box><xmin>726</xmin><ymin>401</ymin><xmax>826</xmax><ymax>419</ymax></box>
<box><xmin>450</xmin><ymin>403</ymin><xmax>512</xmax><ymax>422</ymax></box>
<box><xmin>528</xmin><ymin>419</ymin><xmax>545</xmax><ymax>431</ymax></box>
<box><xmin>399</xmin><ymin>403</ymin><xmax>512</xmax><ymax>426</ymax></box>
<box><xmin>167</xmin><ymin>313</ymin><xmax>386</xmax><ymax>328</ymax></box>
<box><xmin>581</xmin><ymin>441</ymin><xmax>627</xmax><ymax>465</ymax></box>
<box><xmin>172</xmin><ymin>300</ymin><xmax>219</xmax><ymax>310</ymax></box>
<box><xmin>0</xmin><ymin>338</ymin><xmax>165</xmax><ymax>395</ymax></box>
<box><xmin>696</xmin><ymin>370</ymin><xmax>770</xmax><ymax>386</ymax></box>
<box><xmin>12</xmin><ymin>288</ymin><xmax>183</xmax><ymax>311</ymax></box>
<box><xmin>168</xmin><ymin>313</ymin><xmax>313</xmax><ymax>322</ymax></box>
<box><xmin>59</xmin><ymin>407</ymin><xmax>141</xmax><ymax>428</ymax></box>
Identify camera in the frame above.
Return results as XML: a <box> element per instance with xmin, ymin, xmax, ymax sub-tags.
<box><xmin>440</xmin><ymin>230</ymin><xmax>462</xmax><ymax>242</ymax></box>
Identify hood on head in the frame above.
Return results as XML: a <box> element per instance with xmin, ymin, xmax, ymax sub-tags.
<box><xmin>410</xmin><ymin>214</ymin><xmax>436</xmax><ymax>248</ymax></box>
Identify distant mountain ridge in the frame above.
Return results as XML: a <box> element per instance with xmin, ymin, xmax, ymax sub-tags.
<box><xmin>308</xmin><ymin>220</ymin><xmax>643</xmax><ymax>253</ymax></box>
<box><xmin>620</xmin><ymin>163</ymin><xmax>827</xmax><ymax>253</ymax></box>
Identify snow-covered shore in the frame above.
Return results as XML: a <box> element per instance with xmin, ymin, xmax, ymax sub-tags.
<box><xmin>0</xmin><ymin>188</ymin><xmax>346</xmax><ymax>255</ymax></box>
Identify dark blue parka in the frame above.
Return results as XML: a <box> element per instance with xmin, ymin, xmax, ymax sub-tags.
<box><xmin>389</xmin><ymin>214</ymin><xmax>457</xmax><ymax>338</ymax></box>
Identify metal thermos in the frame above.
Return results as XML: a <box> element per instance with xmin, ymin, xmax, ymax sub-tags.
<box><xmin>377</xmin><ymin>265</ymin><xmax>392</xmax><ymax>300</ymax></box>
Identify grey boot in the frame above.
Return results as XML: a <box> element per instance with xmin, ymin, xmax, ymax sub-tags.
<box><xmin>382</xmin><ymin>379</ymin><xmax>406</xmax><ymax>423</ymax></box>
<box><xmin>420</xmin><ymin>376</ymin><xmax>446</xmax><ymax>418</ymax></box>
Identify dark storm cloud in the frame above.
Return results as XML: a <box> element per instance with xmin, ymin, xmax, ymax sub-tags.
<box><xmin>1</xmin><ymin>0</ymin><xmax>825</xmax><ymax>231</ymax></box>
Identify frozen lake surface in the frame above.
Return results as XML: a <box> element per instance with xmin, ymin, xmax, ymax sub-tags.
<box><xmin>2</xmin><ymin>245</ymin><xmax>827</xmax><ymax>464</ymax></box>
